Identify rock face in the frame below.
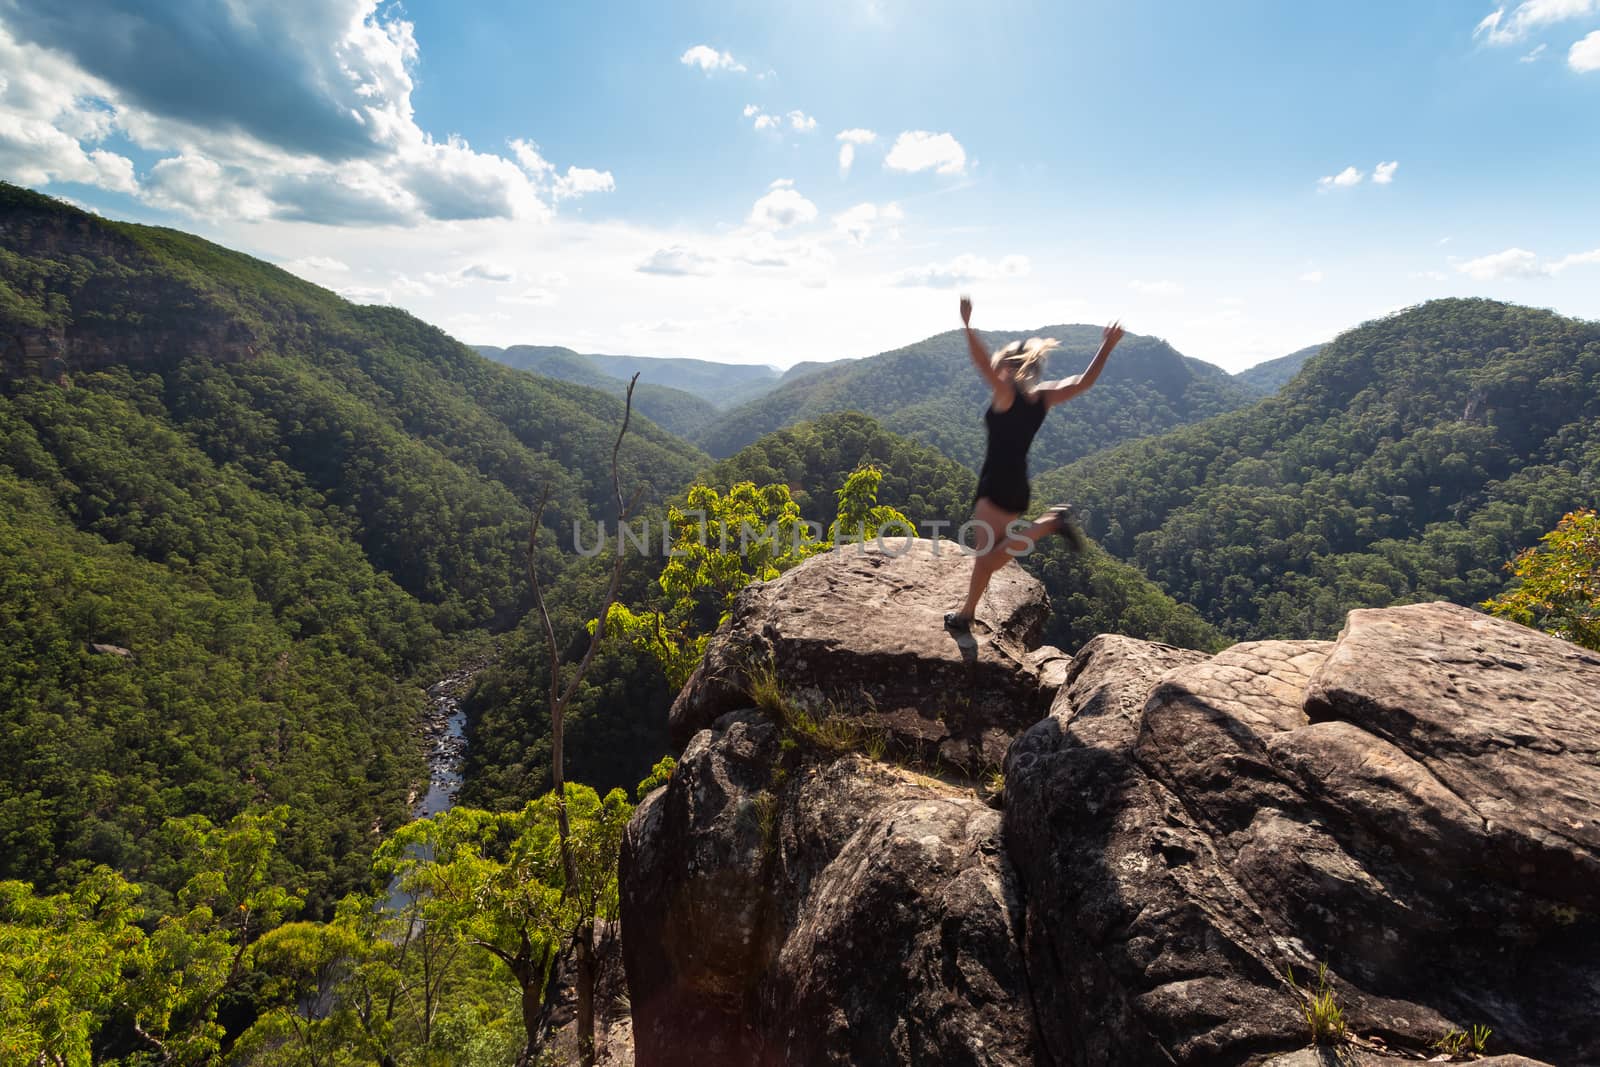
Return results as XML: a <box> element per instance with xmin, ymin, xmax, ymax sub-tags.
<box><xmin>621</xmin><ymin>710</ymin><xmax>1037</xmax><ymax>1066</ymax></box>
<box><xmin>670</xmin><ymin>538</ymin><xmax>1066</xmax><ymax>774</ymax></box>
<box><xmin>1006</xmin><ymin>602</ymin><xmax>1596</xmax><ymax>1065</ymax></box>
<box><xmin>627</xmin><ymin>536</ymin><xmax>1596</xmax><ymax>1067</ymax></box>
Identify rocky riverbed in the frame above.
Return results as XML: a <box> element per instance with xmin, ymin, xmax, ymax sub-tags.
<box><xmin>409</xmin><ymin>666</ymin><xmax>479</xmax><ymax>817</ymax></box>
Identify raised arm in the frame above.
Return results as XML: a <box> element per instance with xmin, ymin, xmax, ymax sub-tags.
<box><xmin>1040</xmin><ymin>321</ymin><xmax>1125</xmax><ymax>408</ymax></box>
<box><xmin>960</xmin><ymin>295</ymin><xmax>1013</xmax><ymax>397</ymax></box>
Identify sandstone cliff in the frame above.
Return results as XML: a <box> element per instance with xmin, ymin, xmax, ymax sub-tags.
<box><xmin>622</xmin><ymin>539</ymin><xmax>1597</xmax><ymax>1066</ymax></box>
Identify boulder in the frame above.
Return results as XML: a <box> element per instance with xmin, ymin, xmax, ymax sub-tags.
<box><xmin>669</xmin><ymin>538</ymin><xmax>1061</xmax><ymax>774</ymax></box>
<box><xmin>621</xmin><ymin>709</ymin><xmax>1037</xmax><ymax>1066</ymax></box>
<box><xmin>1005</xmin><ymin>605</ymin><xmax>1593</xmax><ymax>1065</ymax></box>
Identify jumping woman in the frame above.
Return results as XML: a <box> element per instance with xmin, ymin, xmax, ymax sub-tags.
<box><xmin>945</xmin><ymin>295</ymin><xmax>1125</xmax><ymax>631</ymax></box>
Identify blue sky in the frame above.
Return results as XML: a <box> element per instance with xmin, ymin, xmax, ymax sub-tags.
<box><xmin>2</xmin><ymin>0</ymin><xmax>1598</xmax><ymax>369</ymax></box>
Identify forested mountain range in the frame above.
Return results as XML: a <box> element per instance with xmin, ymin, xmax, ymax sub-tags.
<box><xmin>691</xmin><ymin>324</ymin><xmax>1262</xmax><ymax>467</ymax></box>
<box><xmin>5</xmin><ymin>179</ymin><xmax>1595</xmax><ymax>943</ymax></box>
<box><xmin>1233</xmin><ymin>342</ymin><xmax>1325</xmax><ymax>393</ymax></box>
<box><xmin>474</xmin><ymin>344</ymin><xmax>724</xmax><ymax>437</ymax></box>
<box><xmin>476</xmin><ymin>343</ymin><xmax>783</xmax><ymax>413</ymax></box>
<box><xmin>1036</xmin><ymin>298</ymin><xmax>1600</xmax><ymax>640</ymax></box>
<box><xmin>0</xmin><ymin>183</ymin><xmax>705</xmax><ymax>909</ymax></box>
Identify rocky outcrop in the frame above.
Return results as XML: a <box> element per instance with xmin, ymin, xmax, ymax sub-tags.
<box><xmin>626</xmin><ymin>535</ymin><xmax>1595</xmax><ymax>1067</ymax></box>
<box><xmin>1006</xmin><ymin>603</ymin><xmax>1595</xmax><ymax>1065</ymax></box>
<box><xmin>621</xmin><ymin>709</ymin><xmax>1037</xmax><ymax>1066</ymax></box>
<box><xmin>670</xmin><ymin>538</ymin><xmax>1067</xmax><ymax>774</ymax></box>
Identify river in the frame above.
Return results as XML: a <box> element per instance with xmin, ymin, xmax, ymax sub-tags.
<box><xmin>412</xmin><ymin>667</ymin><xmax>476</xmax><ymax>817</ymax></box>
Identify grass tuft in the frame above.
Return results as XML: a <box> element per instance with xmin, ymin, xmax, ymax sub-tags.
<box><xmin>1286</xmin><ymin>963</ymin><xmax>1347</xmax><ymax>1046</ymax></box>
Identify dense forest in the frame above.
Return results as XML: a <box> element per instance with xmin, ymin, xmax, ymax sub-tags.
<box><xmin>0</xmin><ymin>183</ymin><xmax>703</xmax><ymax>909</ymax></box>
<box><xmin>1232</xmin><ymin>342</ymin><xmax>1324</xmax><ymax>394</ymax></box>
<box><xmin>690</xmin><ymin>323</ymin><xmax>1262</xmax><ymax>466</ymax></box>
<box><xmin>1036</xmin><ymin>298</ymin><xmax>1600</xmax><ymax>639</ymax></box>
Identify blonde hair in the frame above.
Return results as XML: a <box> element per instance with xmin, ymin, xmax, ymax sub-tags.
<box><xmin>993</xmin><ymin>337</ymin><xmax>1060</xmax><ymax>391</ymax></box>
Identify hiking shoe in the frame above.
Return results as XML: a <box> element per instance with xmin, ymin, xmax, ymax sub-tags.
<box><xmin>1044</xmin><ymin>505</ymin><xmax>1088</xmax><ymax>552</ymax></box>
<box><xmin>944</xmin><ymin>611</ymin><xmax>972</xmax><ymax>631</ymax></box>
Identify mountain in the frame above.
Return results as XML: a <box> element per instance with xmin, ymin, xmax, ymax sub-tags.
<box><xmin>476</xmin><ymin>344</ymin><xmax>783</xmax><ymax>411</ymax></box>
<box><xmin>0</xmin><ymin>182</ymin><xmax>706</xmax><ymax>907</ymax></box>
<box><xmin>692</xmin><ymin>325</ymin><xmax>1261</xmax><ymax>469</ymax></box>
<box><xmin>474</xmin><ymin>344</ymin><xmax>723</xmax><ymax>437</ymax></box>
<box><xmin>1036</xmin><ymin>298</ymin><xmax>1600</xmax><ymax>640</ymax></box>
<box><xmin>1234</xmin><ymin>342</ymin><xmax>1325</xmax><ymax>393</ymax></box>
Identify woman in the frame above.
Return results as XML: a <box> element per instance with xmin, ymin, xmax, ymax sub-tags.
<box><xmin>945</xmin><ymin>295</ymin><xmax>1125</xmax><ymax>631</ymax></box>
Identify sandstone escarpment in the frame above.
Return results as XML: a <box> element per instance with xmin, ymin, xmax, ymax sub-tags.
<box><xmin>625</xmin><ymin>542</ymin><xmax>1595</xmax><ymax>1066</ymax></box>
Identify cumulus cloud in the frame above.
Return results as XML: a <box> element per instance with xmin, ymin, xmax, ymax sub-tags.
<box><xmin>892</xmin><ymin>253</ymin><xmax>1029</xmax><ymax>288</ymax></box>
<box><xmin>836</xmin><ymin>128</ymin><xmax>877</xmax><ymax>175</ymax></box>
<box><xmin>884</xmin><ymin>130</ymin><xmax>967</xmax><ymax>175</ymax></box>
<box><xmin>748</xmin><ymin>185</ymin><xmax>818</xmax><ymax>229</ymax></box>
<box><xmin>0</xmin><ymin>1</ymin><xmax>608</xmax><ymax>225</ymax></box>
<box><xmin>1474</xmin><ymin>0</ymin><xmax>1600</xmax><ymax>45</ymax></box>
<box><xmin>420</xmin><ymin>263</ymin><xmax>519</xmax><ymax>288</ymax></box>
<box><xmin>1571</xmin><ymin>30</ymin><xmax>1600</xmax><ymax>70</ymax></box>
<box><xmin>0</xmin><ymin>26</ymin><xmax>139</xmax><ymax>194</ymax></box>
<box><xmin>1372</xmin><ymin>160</ymin><xmax>1399</xmax><ymax>184</ymax></box>
<box><xmin>680</xmin><ymin>44</ymin><xmax>746</xmax><ymax>73</ymax></box>
<box><xmin>1129</xmin><ymin>279</ymin><xmax>1183</xmax><ymax>296</ymax></box>
<box><xmin>283</xmin><ymin>255</ymin><xmax>350</xmax><ymax>274</ymax></box>
<box><xmin>1455</xmin><ymin>245</ymin><xmax>1600</xmax><ymax>279</ymax></box>
<box><xmin>833</xmin><ymin>202</ymin><xmax>904</xmax><ymax>246</ymax></box>
<box><xmin>787</xmin><ymin>110</ymin><xmax>817</xmax><ymax>131</ymax></box>
<box><xmin>553</xmin><ymin>166</ymin><xmax>616</xmax><ymax>200</ymax></box>
<box><xmin>1317</xmin><ymin>166</ymin><xmax>1364</xmax><ymax>189</ymax></box>
<box><xmin>637</xmin><ymin>245</ymin><xmax>718</xmax><ymax>276</ymax></box>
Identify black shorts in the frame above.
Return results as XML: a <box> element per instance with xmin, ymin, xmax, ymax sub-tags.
<box><xmin>975</xmin><ymin>471</ymin><xmax>1030</xmax><ymax>515</ymax></box>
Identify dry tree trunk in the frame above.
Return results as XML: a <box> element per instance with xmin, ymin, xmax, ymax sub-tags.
<box><xmin>525</xmin><ymin>374</ymin><xmax>640</xmax><ymax>1067</ymax></box>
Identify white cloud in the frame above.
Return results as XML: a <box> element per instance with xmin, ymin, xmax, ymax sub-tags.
<box><xmin>753</xmin><ymin>112</ymin><xmax>780</xmax><ymax>131</ymax></box>
<box><xmin>0</xmin><ymin>3</ymin><xmax>601</xmax><ymax>226</ymax></box>
<box><xmin>1571</xmin><ymin>30</ymin><xmax>1600</xmax><ymax>70</ymax></box>
<box><xmin>1550</xmin><ymin>248</ymin><xmax>1600</xmax><ymax>271</ymax></box>
<box><xmin>748</xmin><ymin>186</ymin><xmax>818</xmax><ymax>229</ymax></box>
<box><xmin>338</xmin><ymin>285</ymin><xmax>395</xmax><ymax>304</ymax></box>
<box><xmin>1474</xmin><ymin>0</ymin><xmax>1600</xmax><ymax>44</ymax></box>
<box><xmin>1317</xmin><ymin>166</ymin><xmax>1364</xmax><ymax>189</ymax></box>
<box><xmin>787</xmin><ymin>110</ymin><xmax>817</xmax><ymax>132</ymax></box>
<box><xmin>1454</xmin><ymin>246</ymin><xmax>1600</xmax><ymax>279</ymax></box>
<box><xmin>835</xmin><ymin>129</ymin><xmax>876</xmax><ymax>176</ymax></box>
<box><xmin>1372</xmin><ymin>160</ymin><xmax>1399</xmax><ymax>184</ymax></box>
<box><xmin>884</xmin><ymin>130</ymin><xmax>967</xmax><ymax>175</ymax></box>
<box><xmin>637</xmin><ymin>245</ymin><xmax>718</xmax><ymax>277</ymax></box>
<box><xmin>1521</xmin><ymin>42</ymin><xmax>1549</xmax><ymax>60</ymax></box>
<box><xmin>892</xmin><ymin>253</ymin><xmax>1029</xmax><ymax>288</ymax></box>
<box><xmin>743</xmin><ymin>104</ymin><xmax>761</xmax><ymax>117</ymax></box>
<box><xmin>1129</xmin><ymin>279</ymin><xmax>1183</xmax><ymax>296</ymax></box>
<box><xmin>1299</xmin><ymin>270</ymin><xmax>1325</xmax><ymax>284</ymax></box>
<box><xmin>499</xmin><ymin>287</ymin><xmax>558</xmax><ymax>306</ymax></box>
<box><xmin>284</xmin><ymin>255</ymin><xmax>350</xmax><ymax>274</ymax></box>
<box><xmin>553</xmin><ymin>166</ymin><xmax>616</xmax><ymax>200</ymax></box>
<box><xmin>833</xmin><ymin>202</ymin><xmax>904</xmax><ymax>246</ymax></box>
<box><xmin>679</xmin><ymin>44</ymin><xmax>746</xmax><ymax>73</ymax></box>
<box><xmin>769</xmin><ymin>178</ymin><xmax>795</xmax><ymax>189</ymax></box>
<box><xmin>421</xmin><ymin>262</ymin><xmax>519</xmax><ymax>287</ymax></box>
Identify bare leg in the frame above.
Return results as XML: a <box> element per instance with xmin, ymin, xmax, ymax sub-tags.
<box><xmin>952</xmin><ymin>498</ymin><xmax>1024</xmax><ymax>621</ymax></box>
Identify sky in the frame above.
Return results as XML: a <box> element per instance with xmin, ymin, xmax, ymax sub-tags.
<box><xmin>2</xmin><ymin>0</ymin><xmax>1598</xmax><ymax>372</ymax></box>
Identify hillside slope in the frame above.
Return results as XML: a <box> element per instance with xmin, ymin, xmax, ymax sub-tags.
<box><xmin>0</xmin><ymin>183</ymin><xmax>706</xmax><ymax>905</ymax></box>
<box><xmin>1037</xmin><ymin>298</ymin><xmax>1600</xmax><ymax>639</ymax></box>
<box><xmin>1234</xmin><ymin>342</ymin><xmax>1325</xmax><ymax>393</ymax></box>
<box><xmin>694</xmin><ymin>325</ymin><xmax>1259</xmax><ymax>469</ymax></box>
<box><xmin>477</xmin><ymin>344</ymin><xmax>783</xmax><ymax>410</ymax></box>
<box><xmin>475</xmin><ymin>343</ymin><xmax>723</xmax><ymax>437</ymax></box>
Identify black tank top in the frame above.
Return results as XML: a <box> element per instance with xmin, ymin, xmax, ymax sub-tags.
<box><xmin>979</xmin><ymin>393</ymin><xmax>1047</xmax><ymax>480</ymax></box>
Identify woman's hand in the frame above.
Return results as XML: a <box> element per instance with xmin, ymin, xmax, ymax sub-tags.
<box><xmin>960</xmin><ymin>295</ymin><xmax>973</xmax><ymax>327</ymax></box>
<box><xmin>1103</xmin><ymin>320</ymin><xmax>1125</xmax><ymax>352</ymax></box>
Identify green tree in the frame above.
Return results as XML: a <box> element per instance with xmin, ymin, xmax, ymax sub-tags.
<box><xmin>1482</xmin><ymin>508</ymin><xmax>1600</xmax><ymax>650</ymax></box>
<box><xmin>606</xmin><ymin>467</ymin><xmax>912</xmax><ymax>687</ymax></box>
